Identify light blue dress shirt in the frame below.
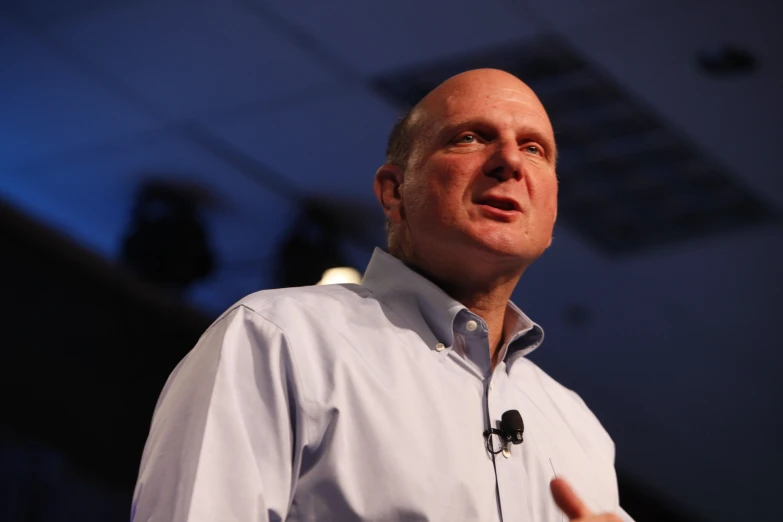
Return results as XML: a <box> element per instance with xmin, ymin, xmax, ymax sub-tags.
<box><xmin>132</xmin><ymin>248</ymin><xmax>633</xmax><ymax>521</ymax></box>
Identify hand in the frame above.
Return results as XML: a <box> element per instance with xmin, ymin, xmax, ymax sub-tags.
<box><xmin>550</xmin><ymin>478</ymin><xmax>623</xmax><ymax>522</ymax></box>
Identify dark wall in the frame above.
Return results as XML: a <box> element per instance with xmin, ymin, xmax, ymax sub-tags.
<box><xmin>0</xmin><ymin>200</ymin><xmax>210</xmax><ymax>492</ymax></box>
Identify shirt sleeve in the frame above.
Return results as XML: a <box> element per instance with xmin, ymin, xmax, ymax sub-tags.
<box><xmin>131</xmin><ymin>305</ymin><xmax>308</xmax><ymax>522</ymax></box>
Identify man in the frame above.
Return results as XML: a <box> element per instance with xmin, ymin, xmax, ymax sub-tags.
<box><xmin>132</xmin><ymin>68</ymin><xmax>632</xmax><ymax>521</ymax></box>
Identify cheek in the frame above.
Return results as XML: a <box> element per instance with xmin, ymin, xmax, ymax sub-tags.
<box><xmin>401</xmin><ymin>178</ymin><xmax>438</xmax><ymax>226</ymax></box>
<box><xmin>546</xmin><ymin>181</ymin><xmax>559</xmax><ymax>219</ymax></box>
<box><xmin>407</xmin><ymin>165</ymin><xmax>468</xmax><ymax>217</ymax></box>
<box><xmin>427</xmin><ymin>162</ymin><xmax>473</xmax><ymax>206</ymax></box>
<box><xmin>531</xmin><ymin>173</ymin><xmax>559</xmax><ymax>217</ymax></box>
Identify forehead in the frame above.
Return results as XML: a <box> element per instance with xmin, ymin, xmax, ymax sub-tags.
<box><xmin>423</xmin><ymin>81</ymin><xmax>553</xmax><ymax>136</ymax></box>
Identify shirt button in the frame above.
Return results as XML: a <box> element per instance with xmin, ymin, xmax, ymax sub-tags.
<box><xmin>435</xmin><ymin>343</ymin><xmax>446</xmax><ymax>352</ymax></box>
<box><xmin>465</xmin><ymin>320</ymin><xmax>478</xmax><ymax>332</ymax></box>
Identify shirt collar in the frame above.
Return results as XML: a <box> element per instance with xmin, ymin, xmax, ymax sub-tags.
<box><xmin>360</xmin><ymin>248</ymin><xmax>544</xmax><ymax>358</ymax></box>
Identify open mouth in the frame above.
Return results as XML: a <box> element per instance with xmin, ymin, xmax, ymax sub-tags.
<box><xmin>476</xmin><ymin>197</ymin><xmax>519</xmax><ymax>212</ymax></box>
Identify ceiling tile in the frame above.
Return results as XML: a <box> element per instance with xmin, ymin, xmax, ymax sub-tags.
<box><xmin>524</xmin><ymin>0</ymin><xmax>683</xmax><ymax>31</ymax></box>
<box><xmin>247</xmin><ymin>0</ymin><xmax>543</xmax><ymax>75</ymax></box>
<box><xmin>0</xmin><ymin>13</ymin><xmax>156</xmax><ymax>169</ymax></box>
<box><xmin>202</xmin><ymin>83</ymin><xmax>397</xmax><ymax>219</ymax></box>
<box><xmin>3</xmin><ymin>0</ymin><xmax>137</xmax><ymax>24</ymax></box>
<box><xmin>543</xmin><ymin>1</ymin><xmax>783</xmax><ymax>210</ymax></box>
<box><xmin>47</xmin><ymin>0</ymin><xmax>342</xmax><ymax>120</ymax></box>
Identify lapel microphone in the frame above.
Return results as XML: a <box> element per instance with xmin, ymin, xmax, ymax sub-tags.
<box><xmin>483</xmin><ymin>410</ymin><xmax>525</xmax><ymax>454</ymax></box>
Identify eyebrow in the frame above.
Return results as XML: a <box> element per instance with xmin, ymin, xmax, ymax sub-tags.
<box><xmin>438</xmin><ymin>118</ymin><xmax>558</xmax><ymax>163</ymax></box>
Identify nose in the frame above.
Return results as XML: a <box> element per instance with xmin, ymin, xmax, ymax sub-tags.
<box><xmin>483</xmin><ymin>141</ymin><xmax>525</xmax><ymax>182</ymax></box>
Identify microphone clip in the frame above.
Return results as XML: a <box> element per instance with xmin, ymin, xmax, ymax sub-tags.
<box><xmin>483</xmin><ymin>410</ymin><xmax>525</xmax><ymax>455</ymax></box>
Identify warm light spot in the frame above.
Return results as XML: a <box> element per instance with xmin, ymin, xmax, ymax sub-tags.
<box><xmin>316</xmin><ymin>267</ymin><xmax>362</xmax><ymax>285</ymax></box>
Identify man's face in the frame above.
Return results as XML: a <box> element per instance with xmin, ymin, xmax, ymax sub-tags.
<box><xmin>401</xmin><ymin>74</ymin><xmax>558</xmax><ymax>270</ymax></box>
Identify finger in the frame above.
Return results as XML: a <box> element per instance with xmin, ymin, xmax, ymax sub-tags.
<box><xmin>590</xmin><ymin>516</ymin><xmax>623</xmax><ymax>522</ymax></box>
<box><xmin>550</xmin><ymin>477</ymin><xmax>593</xmax><ymax>520</ymax></box>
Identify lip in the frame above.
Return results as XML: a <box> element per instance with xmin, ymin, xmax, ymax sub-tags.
<box><xmin>476</xmin><ymin>203</ymin><xmax>520</xmax><ymax>221</ymax></box>
<box><xmin>474</xmin><ymin>196</ymin><xmax>522</xmax><ymax>222</ymax></box>
<box><xmin>474</xmin><ymin>195</ymin><xmax>521</xmax><ymax>213</ymax></box>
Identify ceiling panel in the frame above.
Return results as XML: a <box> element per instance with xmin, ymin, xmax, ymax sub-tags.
<box><xmin>3</xmin><ymin>0</ymin><xmax>137</xmax><ymax>24</ymax></box>
<box><xmin>0</xmin><ymin>12</ymin><xmax>156</xmax><ymax>169</ymax></box>
<box><xmin>543</xmin><ymin>0</ymin><xmax>783</xmax><ymax>210</ymax></box>
<box><xmin>202</xmin><ymin>83</ymin><xmax>398</xmax><ymax>211</ymax></box>
<box><xmin>522</xmin><ymin>0</ymin><xmax>686</xmax><ymax>31</ymax></box>
<box><xmin>46</xmin><ymin>0</ymin><xmax>342</xmax><ymax>121</ymax></box>
<box><xmin>2</xmin><ymin>128</ymin><xmax>296</xmax><ymax>313</ymax></box>
<box><xmin>247</xmin><ymin>0</ymin><xmax>543</xmax><ymax>75</ymax></box>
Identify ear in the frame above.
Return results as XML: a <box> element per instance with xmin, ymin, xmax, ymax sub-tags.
<box><xmin>374</xmin><ymin>164</ymin><xmax>405</xmax><ymax>225</ymax></box>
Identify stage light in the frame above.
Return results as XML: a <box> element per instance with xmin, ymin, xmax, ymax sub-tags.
<box><xmin>121</xmin><ymin>180</ymin><xmax>215</xmax><ymax>292</ymax></box>
<box><xmin>274</xmin><ymin>199</ymin><xmax>360</xmax><ymax>288</ymax></box>
<box><xmin>317</xmin><ymin>267</ymin><xmax>362</xmax><ymax>285</ymax></box>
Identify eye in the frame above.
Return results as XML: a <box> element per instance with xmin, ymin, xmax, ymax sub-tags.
<box><xmin>524</xmin><ymin>144</ymin><xmax>541</xmax><ymax>155</ymax></box>
<box><xmin>455</xmin><ymin>133</ymin><xmax>477</xmax><ymax>144</ymax></box>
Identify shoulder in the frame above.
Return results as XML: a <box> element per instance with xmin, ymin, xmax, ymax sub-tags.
<box><xmin>212</xmin><ymin>283</ymin><xmax>376</xmax><ymax>332</ymax></box>
<box><xmin>201</xmin><ymin>284</ymin><xmax>389</xmax><ymax>375</ymax></box>
<box><xmin>200</xmin><ymin>284</ymin><xmax>393</xmax><ymax>414</ymax></box>
<box><xmin>515</xmin><ymin>357</ymin><xmax>616</xmax><ymax>461</ymax></box>
<box><xmin>180</xmin><ymin>285</ymin><xmax>380</xmax><ymax>404</ymax></box>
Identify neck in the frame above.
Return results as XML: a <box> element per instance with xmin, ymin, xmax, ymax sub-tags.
<box><xmin>393</xmin><ymin>246</ymin><xmax>524</xmax><ymax>368</ymax></box>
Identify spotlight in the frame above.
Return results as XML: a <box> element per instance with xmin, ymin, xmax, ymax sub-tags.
<box><xmin>275</xmin><ymin>200</ymin><xmax>359</xmax><ymax>288</ymax></box>
<box><xmin>121</xmin><ymin>180</ymin><xmax>215</xmax><ymax>292</ymax></box>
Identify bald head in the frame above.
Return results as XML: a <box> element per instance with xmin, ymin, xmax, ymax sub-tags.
<box><xmin>417</xmin><ymin>69</ymin><xmax>542</xmax><ymax>123</ymax></box>
<box><xmin>385</xmin><ymin>69</ymin><xmax>551</xmax><ymax>170</ymax></box>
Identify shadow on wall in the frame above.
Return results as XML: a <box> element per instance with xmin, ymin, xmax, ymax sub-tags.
<box><xmin>0</xmin><ymin>433</ymin><xmax>128</xmax><ymax>522</ymax></box>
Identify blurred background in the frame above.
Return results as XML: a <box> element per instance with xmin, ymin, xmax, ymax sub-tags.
<box><xmin>1</xmin><ymin>0</ymin><xmax>781</xmax><ymax>521</ymax></box>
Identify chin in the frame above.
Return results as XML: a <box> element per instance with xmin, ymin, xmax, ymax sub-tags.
<box><xmin>467</xmin><ymin>228</ymin><xmax>548</xmax><ymax>263</ymax></box>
